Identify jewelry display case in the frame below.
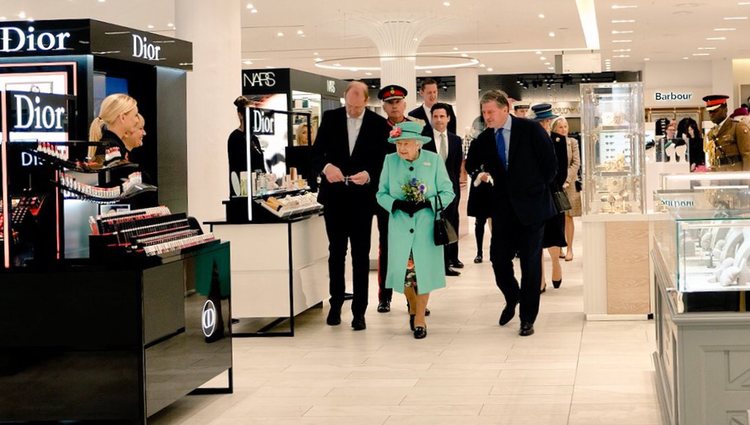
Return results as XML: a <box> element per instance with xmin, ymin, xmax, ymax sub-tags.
<box><xmin>580</xmin><ymin>82</ymin><xmax>645</xmax><ymax>215</ymax></box>
<box><xmin>654</xmin><ymin>171</ymin><xmax>750</xmax><ymax>213</ymax></box>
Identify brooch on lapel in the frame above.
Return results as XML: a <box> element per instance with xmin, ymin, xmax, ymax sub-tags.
<box><xmin>423</xmin><ymin>161</ymin><xmax>431</xmax><ymax>167</ymax></box>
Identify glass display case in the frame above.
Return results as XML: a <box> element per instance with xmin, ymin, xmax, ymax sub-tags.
<box><xmin>654</xmin><ymin>171</ymin><xmax>750</xmax><ymax>212</ymax></box>
<box><xmin>580</xmin><ymin>82</ymin><xmax>645</xmax><ymax>214</ymax></box>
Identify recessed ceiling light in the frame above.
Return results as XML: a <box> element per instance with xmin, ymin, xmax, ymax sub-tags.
<box><xmin>547</xmin><ymin>67</ymin><xmax>555</xmax><ymax>70</ymax></box>
<box><xmin>246</xmin><ymin>3</ymin><xmax>254</xmax><ymax>8</ymax></box>
<box><xmin>612</xmin><ymin>4</ymin><xmax>638</xmax><ymax>9</ymax></box>
<box><xmin>613</xmin><ymin>54</ymin><xmax>630</xmax><ymax>58</ymax></box>
<box><xmin>739</xmin><ymin>2</ymin><xmax>750</xmax><ymax>4</ymax></box>
<box><xmin>611</xmin><ymin>30</ymin><xmax>633</xmax><ymax>34</ymax></box>
<box><xmin>692</xmin><ymin>53</ymin><xmax>710</xmax><ymax>56</ymax></box>
<box><xmin>538</xmin><ymin>13</ymin><xmax>545</xmax><ymax>18</ymax></box>
<box><xmin>147</xmin><ymin>24</ymin><xmax>154</xmax><ymax>29</ymax></box>
<box><xmin>98</xmin><ymin>0</ymin><xmax>106</xmax><ymax>3</ymax></box>
<box><xmin>548</xmin><ymin>31</ymin><xmax>555</xmax><ymax>37</ymax></box>
<box><xmin>724</xmin><ymin>16</ymin><xmax>748</xmax><ymax>20</ymax></box>
<box><xmin>612</xmin><ymin>39</ymin><xmax>632</xmax><ymax>43</ymax></box>
<box><xmin>243</xmin><ymin>60</ymin><xmax>253</xmax><ymax>65</ymax></box>
<box><xmin>613</xmin><ymin>48</ymin><xmax>631</xmax><ymax>52</ymax></box>
<box><xmin>479</xmin><ymin>63</ymin><xmax>486</xmax><ymax>68</ymax></box>
<box><xmin>314</xmin><ymin>58</ymin><xmax>323</xmax><ymax>62</ymax></box>
<box><xmin>453</xmin><ymin>47</ymin><xmax>459</xmax><ymax>51</ymax></box>
<box><xmin>333</xmin><ymin>63</ymin><xmax>341</xmax><ymax>67</ymax></box>
<box><xmin>265</xmin><ymin>66</ymin><xmax>273</xmax><ymax>69</ymax></box>
<box><xmin>251</xmin><ymin>8</ymin><xmax>258</xmax><ymax>14</ymax></box>
<box><xmin>611</xmin><ymin>19</ymin><xmax>636</xmax><ymax>23</ymax></box>
<box><xmin>682</xmin><ymin>57</ymin><xmax>689</xmax><ymax>60</ymax></box>
<box><xmin>413</xmin><ymin>37</ymin><xmax>418</xmax><ymax>42</ymax></box>
<box><xmin>365</xmin><ymin>72</ymin><xmax>372</xmax><ymax>76</ymax></box>
<box><xmin>535</xmin><ymin>51</ymin><xmax>542</xmax><ymax>55</ymax></box>
<box><xmin>0</xmin><ymin>16</ymin><xmax>6</xmax><ymax>20</ymax></box>
<box><xmin>706</xmin><ymin>37</ymin><xmax>727</xmax><ymax>40</ymax></box>
<box><xmin>461</xmin><ymin>53</ymin><xmax>468</xmax><ymax>57</ymax></box>
<box><xmin>167</xmin><ymin>23</ymin><xmax>174</xmax><ymax>27</ymax></box>
<box><xmin>18</xmin><ymin>11</ymin><xmax>26</xmax><ymax>19</ymax></box>
<box><xmin>544</xmin><ymin>62</ymin><xmax>551</xmax><ymax>65</ymax></box>
<box><xmin>313</xmin><ymin>52</ymin><xmax>319</xmax><ymax>56</ymax></box>
<box><xmin>714</xmin><ymin>27</ymin><xmax>736</xmax><ymax>31</ymax></box>
<box><xmin>297</xmin><ymin>30</ymin><xmax>304</xmax><ymax>35</ymax></box>
<box><xmin>26</xmin><ymin>17</ymin><xmax>34</xmax><ymax>22</ymax></box>
<box><xmin>540</xmin><ymin>56</ymin><xmax>547</xmax><ymax>60</ymax></box>
<box><xmin>697</xmin><ymin>47</ymin><xmax>717</xmax><ymax>50</ymax></box>
<box><xmin>425</xmin><ymin>70</ymin><xmax>433</xmax><ymax>74</ymax></box>
<box><xmin>644</xmin><ymin>57</ymin><xmax>650</xmax><ymax>61</ymax></box>
<box><xmin>487</xmin><ymin>67</ymin><xmax>494</xmax><ymax>71</ymax></box>
<box><xmin>277</xmin><ymin>32</ymin><xmax>284</xmax><ymax>37</ymax></box>
<box><xmin>443</xmin><ymin>1</ymin><xmax>451</xmax><ymax>6</ymax></box>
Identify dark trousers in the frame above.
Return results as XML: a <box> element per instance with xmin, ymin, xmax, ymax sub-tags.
<box><xmin>323</xmin><ymin>203</ymin><xmax>373</xmax><ymax>316</ymax></box>
<box><xmin>489</xmin><ymin>211</ymin><xmax>545</xmax><ymax>324</ymax></box>
<box><xmin>443</xmin><ymin>196</ymin><xmax>460</xmax><ymax>268</ymax></box>
<box><xmin>376</xmin><ymin>209</ymin><xmax>392</xmax><ymax>303</ymax></box>
<box><xmin>475</xmin><ymin>216</ymin><xmax>487</xmax><ymax>255</ymax></box>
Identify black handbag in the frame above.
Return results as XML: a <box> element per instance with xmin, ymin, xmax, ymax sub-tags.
<box><xmin>552</xmin><ymin>190</ymin><xmax>572</xmax><ymax>213</ymax></box>
<box><xmin>434</xmin><ymin>195</ymin><xmax>458</xmax><ymax>246</ymax></box>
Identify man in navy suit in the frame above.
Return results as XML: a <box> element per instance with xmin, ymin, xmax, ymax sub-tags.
<box><xmin>409</xmin><ymin>78</ymin><xmax>458</xmax><ymax>135</ymax></box>
<box><xmin>311</xmin><ymin>81</ymin><xmax>391</xmax><ymax>331</ymax></box>
<box><xmin>465</xmin><ymin>90</ymin><xmax>557</xmax><ymax>336</ymax></box>
<box><xmin>423</xmin><ymin>102</ymin><xmax>464</xmax><ymax>276</ymax></box>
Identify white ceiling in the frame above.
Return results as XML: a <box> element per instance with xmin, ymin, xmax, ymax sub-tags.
<box><xmin>1</xmin><ymin>0</ymin><xmax>749</xmax><ymax>79</ymax></box>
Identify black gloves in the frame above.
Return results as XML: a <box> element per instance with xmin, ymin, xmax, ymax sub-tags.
<box><xmin>392</xmin><ymin>200</ymin><xmax>432</xmax><ymax>214</ymax></box>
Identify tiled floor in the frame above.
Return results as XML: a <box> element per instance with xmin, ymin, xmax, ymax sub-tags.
<box><xmin>150</xmin><ymin>218</ymin><xmax>661</xmax><ymax>425</ymax></box>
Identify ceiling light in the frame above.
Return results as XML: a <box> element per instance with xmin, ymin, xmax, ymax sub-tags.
<box><xmin>611</xmin><ymin>30</ymin><xmax>633</xmax><ymax>34</ymax></box>
<box><xmin>576</xmin><ymin>0</ymin><xmax>600</xmax><ymax>49</ymax></box>
<box><xmin>544</xmin><ymin>62</ymin><xmax>551</xmax><ymax>65</ymax></box>
<box><xmin>453</xmin><ymin>47</ymin><xmax>459</xmax><ymax>51</ymax></box>
<box><xmin>644</xmin><ymin>57</ymin><xmax>650</xmax><ymax>61</ymax></box>
<box><xmin>167</xmin><ymin>23</ymin><xmax>174</xmax><ymax>27</ymax></box>
<box><xmin>251</xmin><ymin>8</ymin><xmax>258</xmax><ymax>14</ymax></box>
<box><xmin>0</xmin><ymin>16</ymin><xmax>6</xmax><ymax>20</ymax></box>
<box><xmin>479</xmin><ymin>63</ymin><xmax>486</xmax><ymax>68</ymax></box>
<box><xmin>724</xmin><ymin>16</ymin><xmax>748</xmax><ymax>20</ymax></box>
<box><xmin>612</xmin><ymin>4</ymin><xmax>638</xmax><ymax>9</ymax></box>
<box><xmin>246</xmin><ymin>3</ymin><xmax>254</xmax><ymax>8</ymax></box>
<box><xmin>333</xmin><ymin>63</ymin><xmax>341</xmax><ymax>67</ymax></box>
<box><xmin>614</xmin><ymin>54</ymin><xmax>630</xmax><ymax>58</ymax></box>
<box><xmin>265</xmin><ymin>66</ymin><xmax>273</xmax><ymax>69</ymax></box>
<box><xmin>692</xmin><ymin>53</ymin><xmax>710</xmax><ymax>56</ymax></box>
<box><xmin>297</xmin><ymin>30</ymin><xmax>304</xmax><ymax>35</ymax></box>
<box><xmin>18</xmin><ymin>11</ymin><xmax>26</xmax><ymax>19</ymax></box>
<box><xmin>706</xmin><ymin>37</ymin><xmax>727</xmax><ymax>40</ymax></box>
<box><xmin>611</xmin><ymin>19</ymin><xmax>635</xmax><ymax>23</ymax></box>
<box><xmin>487</xmin><ymin>67</ymin><xmax>494</xmax><ymax>71</ymax></box>
<box><xmin>697</xmin><ymin>47</ymin><xmax>717</xmax><ymax>50</ymax></box>
<box><xmin>277</xmin><ymin>32</ymin><xmax>284</xmax><ymax>37</ymax></box>
<box><xmin>98</xmin><ymin>0</ymin><xmax>106</xmax><ymax>2</ymax></box>
<box><xmin>739</xmin><ymin>2</ymin><xmax>750</xmax><ymax>4</ymax></box>
<box><xmin>461</xmin><ymin>53</ymin><xmax>468</xmax><ymax>57</ymax></box>
<box><xmin>443</xmin><ymin>1</ymin><xmax>451</xmax><ymax>6</ymax></box>
<box><xmin>147</xmin><ymin>24</ymin><xmax>154</xmax><ymax>29</ymax></box>
<box><xmin>425</xmin><ymin>70</ymin><xmax>433</xmax><ymax>74</ymax></box>
<box><xmin>682</xmin><ymin>57</ymin><xmax>689</xmax><ymax>60</ymax></box>
<box><xmin>538</xmin><ymin>13</ymin><xmax>545</xmax><ymax>18</ymax></box>
<box><xmin>243</xmin><ymin>60</ymin><xmax>253</xmax><ymax>65</ymax></box>
<box><xmin>314</xmin><ymin>58</ymin><xmax>323</xmax><ymax>62</ymax></box>
<box><xmin>365</xmin><ymin>72</ymin><xmax>372</xmax><ymax>76</ymax></box>
<box><xmin>612</xmin><ymin>39</ymin><xmax>632</xmax><ymax>43</ymax></box>
<box><xmin>547</xmin><ymin>67</ymin><xmax>555</xmax><ymax>71</ymax></box>
<box><xmin>540</xmin><ymin>56</ymin><xmax>547</xmax><ymax>60</ymax></box>
<box><xmin>313</xmin><ymin>52</ymin><xmax>319</xmax><ymax>56</ymax></box>
<box><xmin>548</xmin><ymin>31</ymin><xmax>555</xmax><ymax>37</ymax></box>
<box><xmin>413</xmin><ymin>37</ymin><xmax>418</xmax><ymax>41</ymax></box>
<box><xmin>714</xmin><ymin>27</ymin><xmax>736</xmax><ymax>31</ymax></box>
<box><xmin>613</xmin><ymin>48</ymin><xmax>631</xmax><ymax>52</ymax></box>
<box><xmin>536</xmin><ymin>51</ymin><xmax>542</xmax><ymax>55</ymax></box>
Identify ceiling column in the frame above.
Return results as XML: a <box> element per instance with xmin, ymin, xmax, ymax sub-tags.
<box><xmin>454</xmin><ymin>67</ymin><xmax>480</xmax><ymax>139</ymax></box>
<box><xmin>175</xmin><ymin>0</ymin><xmax>241</xmax><ymax>221</ymax></box>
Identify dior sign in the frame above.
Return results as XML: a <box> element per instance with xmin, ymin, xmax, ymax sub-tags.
<box><xmin>132</xmin><ymin>34</ymin><xmax>161</xmax><ymax>61</ymax></box>
<box><xmin>13</xmin><ymin>93</ymin><xmax>65</xmax><ymax>131</ymax></box>
<box><xmin>0</xmin><ymin>26</ymin><xmax>71</xmax><ymax>53</ymax></box>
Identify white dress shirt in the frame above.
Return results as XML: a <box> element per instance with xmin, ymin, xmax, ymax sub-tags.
<box><xmin>423</xmin><ymin>104</ymin><xmax>433</xmax><ymax>126</ymax></box>
<box><xmin>346</xmin><ymin>109</ymin><xmax>365</xmax><ymax>154</ymax></box>
<box><xmin>433</xmin><ymin>129</ymin><xmax>448</xmax><ymax>161</ymax></box>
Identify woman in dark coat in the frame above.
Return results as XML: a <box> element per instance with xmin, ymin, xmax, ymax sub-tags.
<box><xmin>467</xmin><ymin>168</ymin><xmax>493</xmax><ymax>263</ymax></box>
<box><xmin>227</xmin><ymin>96</ymin><xmax>266</xmax><ymax>197</ymax></box>
<box><xmin>678</xmin><ymin>117</ymin><xmax>705</xmax><ymax>171</ymax></box>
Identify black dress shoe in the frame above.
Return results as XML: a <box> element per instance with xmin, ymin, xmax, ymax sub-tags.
<box><xmin>473</xmin><ymin>255</ymin><xmax>483</xmax><ymax>263</ymax></box>
<box><xmin>351</xmin><ymin>315</ymin><xmax>366</xmax><ymax>331</ymax></box>
<box><xmin>409</xmin><ymin>314</ymin><xmax>416</xmax><ymax>331</ymax></box>
<box><xmin>326</xmin><ymin>309</ymin><xmax>341</xmax><ymax>326</ymax></box>
<box><xmin>377</xmin><ymin>300</ymin><xmax>391</xmax><ymax>313</ymax></box>
<box><xmin>499</xmin><ymin>302</ymin><xmax>517</xmax><ymax>326</ymax></box>
<box><xmin>425</xmin><ymin>307</ymin><xmax>431</xmax><ymax>316</ymax></box>
<box><xmin>413</xmin><ymin>326</ymin><xmax>427</xmax><ymax>339</ymax></box>
<box><xmin>446</xmin><ymin>268</ymin><xmax>461</xmax><ymax>277</ymax></box>
<box><xmin>519</xmin><ymin>321</ymin><xmax>535</xmax><ymax>336</ymax></box>
<box><xmin>452</xmin><ymin>260</ymin><xmax>464</xmax><ymax>268</ymax></box>
<box><xmin>343</xmin><ymin>292</ymin><xmax>354</xmax><ymax>301</ymax></box>
<box><xmin>552</xmin><ymin>279</ymin><xmax>562</xmax><ymax>289</ymax></box>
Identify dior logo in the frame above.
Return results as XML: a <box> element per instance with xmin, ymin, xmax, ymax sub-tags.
<box><xmin>0</xmin><ymin>26</ymin><xmax>71</xmax><ymax>52</ymax></box>
<box><xmin>132</xmin><ymin>34</ymin><xmax>161</xmax><ymax>60</ymax></box>
<box><xmin>201</xmin><ymin>300</ymin><xmax>217</xmax><ymax>338</ymax></box>
<box><xmin>14</xmin><ymin>94</ymin><xmax>65</xmax><ymax>130</ymax></box>
<box><xmin>244</xmin><ymin>71</ymin><xmax>276</xmax><ymax>88</ymax></box>
<box><xmin>252</xmin><ymin>109</ymin><xmax>275</xmax><ymax>135</ymax></box>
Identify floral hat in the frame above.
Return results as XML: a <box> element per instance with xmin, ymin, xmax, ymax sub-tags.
<box><xmin>388</xmin><ymin>121</ymin><xmax>432</xmax><ymax>145</ymax></box>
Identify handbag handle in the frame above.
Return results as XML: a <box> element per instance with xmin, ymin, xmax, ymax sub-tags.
<box><xmin>435</xmin><ymin>194</ymin><xmax>445</xmax><ymax>214</ymax></box>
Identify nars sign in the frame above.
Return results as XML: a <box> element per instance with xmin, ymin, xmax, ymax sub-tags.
<box><xmin>0</xmin><ymin>26</ymin><xmax>71</xmax><ymax>53</ymax></box>
<box><xmin>654</xmin><ymin>91</ymin><xmax>694</xmax><ymax>102</ymax></box>
<box><xmin>244</xmin><ymin>72</ymin><xmax>276</xmax><ymax>88</ymax></box>
<box><xmin>132</xmin><ymin>34</ymin><xmax>161</xmax><ymax>61</ymax></box>
<box><xmin>13</xmin><ymin>94</ymin><xmax>65</xmax><ymax>131</ymax></box>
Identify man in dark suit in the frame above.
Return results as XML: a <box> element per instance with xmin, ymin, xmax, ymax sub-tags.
<box><xmin>311</xmin><ymin>81</ymin><xmax>390</xmax><ymax>331</ymax></box>
<box><xmin>464</xmin><ymin>90</ymin><xmax>557</xmax><ymax>337</ymax></box>
<box><xmin>409</xmin><ymin>78</ymin><xmax>458</xmax><ymax>135</ymax></box>
<box><xmin>423</xmin><ymin>102</ymin><xmax>463</xmax><ymax>276</ymax></box>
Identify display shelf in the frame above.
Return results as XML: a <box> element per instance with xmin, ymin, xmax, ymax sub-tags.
<box><xmin>30</xmin><ymin>149</ymin><xmax>138</xmax><ymax>173</ymax></box>
<box><xmin>57</xmin><ymin>181</ymin><xmax>157</xmax><ymax>204</ymax></box>
<box><xmin>255</xmin><ymin>198</ymin><xmax>323</xmax><ymax>219</ymax></box>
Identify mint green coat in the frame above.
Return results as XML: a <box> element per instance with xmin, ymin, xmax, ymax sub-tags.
<box><xmin>376</xmin><ymin>150</ymin><xmax>456</xmax><ymax>294</ymax></box>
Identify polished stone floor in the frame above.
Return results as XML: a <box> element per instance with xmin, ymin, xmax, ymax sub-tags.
<box><xmin>150</xmin><ymin>218</ymin><xmax>660</xmax><ymax>425</ymax></box>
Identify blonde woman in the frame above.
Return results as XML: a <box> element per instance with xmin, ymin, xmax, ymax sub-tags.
<box><xmin>122</xmin><ymin>113</ymin><xmax>146</xmax><ymax>152</ymax></box>
<box><xmin>295</xmin><ymin>124</ymin><xmax>310</xmax><ymax>146</ymax></box>
<box><xmin>551</xmin><ymin>117</ymin><xmax>581</xmax><ymax>261</ymax></box>
<box><xmin>88</xmin><ymin>93</ymin><xmax>139</xmax><ymax>162</ymax></box>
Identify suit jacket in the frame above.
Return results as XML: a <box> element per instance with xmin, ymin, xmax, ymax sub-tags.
<box><xmin>311</xmin><ymin>107</ymin><xmax>390</xmax><ymax>208</ymax></box>
<box><xmin>706</xmin><ymin>118</ymin><xmax>750</xmax><ymax>171</ymax></box>
<box><xmin>464</xmin><ymin>116</ymin><xmax>557</xmax><ymax>226</ymax></box>
<box><xmin>423</xmin><ymin>130</ymin><xmax>462</xmax><ymax>201</ymax></box>
<box><xmin>409</xmin><ymin>104</ymin><xmax>457</xmax><ymax>135</ymax></box>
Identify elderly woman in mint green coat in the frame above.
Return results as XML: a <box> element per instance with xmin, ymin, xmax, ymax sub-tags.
<box><xmin>376</xmin><ymin>121</ymin><xmax>455</xmax><ymax>339</ymax></box>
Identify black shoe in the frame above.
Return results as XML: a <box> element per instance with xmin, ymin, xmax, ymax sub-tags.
<box><xmin>409</xmin><ymin>314</ymin><xmax>416</xmax><ymax>331</ymax></box>
<box><xmin>473</xmin><ymin>255</ymin><xmax>483</xmax><ymax>263</ymax></box>
<box><xmin>446</xmin><ymin>268</ymin><xmax>461</xmax><ymax>277</ymax></box>
<box><xmin>425</xmin><ymin>308</ymin><xmax>431</xmax><ymax>316</ymax></box>
<box><xmin>351</xmin><ymin>315</ymin><xmax>366</xmax><ymax>331</ymax></box>
<box><xmin>519</xmin><ymin>321</ymin><xmax>535</xmax><ymax>336</ymax></box>
<box><xmin>499</xmin><ymin>302</ymin><xmax>517</xmax><ymax>326</ymax></box>
<box><xmin>413</xmin><ymin>326</ymin><xmax>427</xmax><ymax>339</ymax></box>
<box><xmin>377</xmin><ymin>300</ymin><xmax>391</xmax><ymax>313</ymax></box>
<box><xmin>552</xmin><ymin>279</ymin><xmax>562</xmax><ymax>289</ymax></box>
<box><xmin>343</xmin><ymin>292</ymin><xmax>354</xmax><ymax>301</ymax></box>
<box><xmin>326</xmin><ymin>309</ymin><xmax>341</xmax><ymax>326</ymax></box>
<box><xmin>452</xmin><ymin>260</ymin><xmax>464</xmax><ymax>269</ymax></box>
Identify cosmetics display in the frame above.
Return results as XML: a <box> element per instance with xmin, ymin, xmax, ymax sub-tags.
<box><xmin>59</xmin><ymin>170</ymin><xmax>156</xmax><ymax>202</ymax></box>
<box><xmin>580</xmin><ymin>82</ymin><xmax>645</xmax><ymax>215</ymax></box>
<box><xmin>258</xmin><ymin>191</ymin><xmax>322</xmax><ymax>218</ymax></box>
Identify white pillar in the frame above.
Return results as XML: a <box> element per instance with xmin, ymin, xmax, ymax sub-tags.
<box><xmin>712</xmin><ymin>58</ymin><xmax>735</xmax><ymax>107</ymax></box>
<box><xmin>176</xmin><ymin>0</ymin><xmax>241</xmax><ymax>221</ymax></box>
<box><xmin>381</xmin><ymin>57</ymin><xmax>418</xmax><ymax>108</ymax></box>
<box><xmin>454</xmin><ymin>67</ymin><xmax>480</xmax><ymax>139</ymax></box>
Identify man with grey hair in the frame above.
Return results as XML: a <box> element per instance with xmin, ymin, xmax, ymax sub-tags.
<box><xmin>312</xmin><ymin>80</ymin><xmax>391</xmax><ymax>331</ymax></box>
<box><xmin>464</xmin><ymin>90</ymin><xmax>557</xmax><ymax>336</ymax></box>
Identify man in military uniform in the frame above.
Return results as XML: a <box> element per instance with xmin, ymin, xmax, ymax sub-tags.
<box><xmin>704</xmin><ymin>94</ymin><xmax>750</xmax><ymax>171</ymax></box>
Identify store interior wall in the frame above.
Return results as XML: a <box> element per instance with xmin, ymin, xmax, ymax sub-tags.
<box><xmin>733</xmin><ymin>59</ymin><xmax>750</xmax><ymax>106</ymax></box>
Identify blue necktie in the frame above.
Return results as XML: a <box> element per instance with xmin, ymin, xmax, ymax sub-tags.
<box><xmin>495</xmin><ymin>129</ymin><xmax>507</xmax><ymax>170</ymax></box>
